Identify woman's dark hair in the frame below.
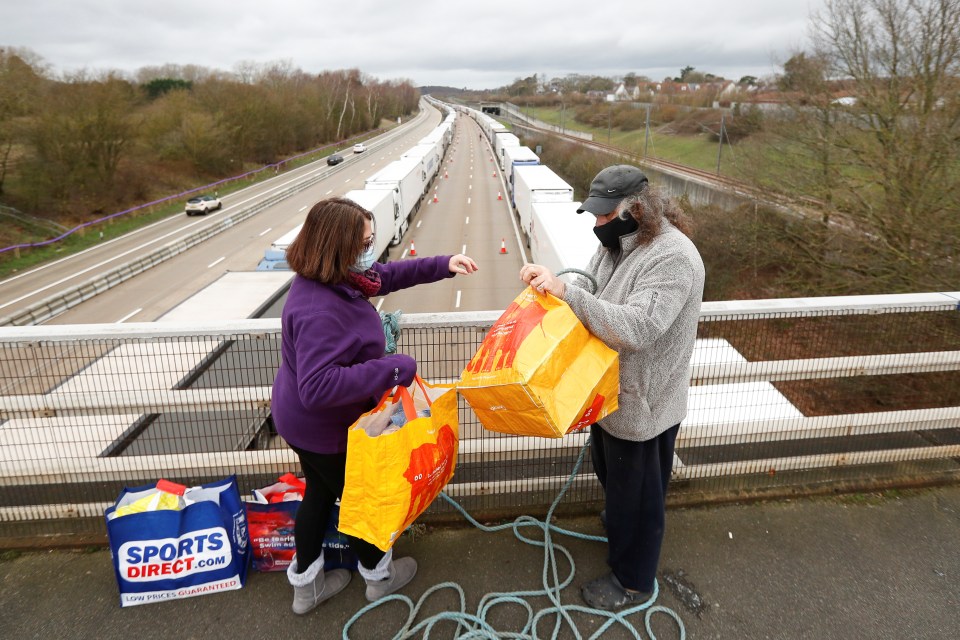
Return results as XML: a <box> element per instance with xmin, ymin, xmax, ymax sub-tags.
<box><xmin>618</xmin><ymin>184</ymin><xmax>693</xmax><ymax>244</ymax></box>
<box><xmin>285</xmin><ymin>198</ymin><xmax>372</xmax><ymax>283</ymax></box>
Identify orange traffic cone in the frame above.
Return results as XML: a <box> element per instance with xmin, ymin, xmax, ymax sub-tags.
<box><xmin>433</xmin><ymin>193</ymin><xmax>438</xmax><ymax>203</ymax></box>
<box><xmin>492</xmin><ymin>172</ymin><xmax>497</xmax><ymax>177</ymax></box>
<box><xmin>499</xmin><ymin>238</ymin><xmax>508</xmax><ymax>254</ymax></box>
<box><xmin>497</xmin><ymin>191</ymin><xmax>502</xmax><ymax>200</ymax></box>
<box><xmin>444</xmin><ymin>171</ymin><xmax>448</xmax><ymax>179</ymax></box>
<box><xmin>409</xmin><ymin>242</ymin><xmax>417</xmax><ymax>256</ymax></box>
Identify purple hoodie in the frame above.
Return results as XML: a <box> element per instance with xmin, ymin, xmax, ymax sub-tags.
<box><xmin>271</xmin><ymin>255</ymin><xmax>454</xmax><ymax>454</ymax></box>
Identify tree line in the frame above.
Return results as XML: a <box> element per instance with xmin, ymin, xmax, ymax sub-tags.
<box><xmin>0</xmin><ymin>50</ymin><xmax>420</xmax><ymax>227</ymax></box>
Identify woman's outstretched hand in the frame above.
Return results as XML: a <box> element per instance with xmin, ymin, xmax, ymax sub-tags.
<box><xmin>449</xmin><ymin>254</ymin><xmax>479</xmax><ymax>275</ymax></box>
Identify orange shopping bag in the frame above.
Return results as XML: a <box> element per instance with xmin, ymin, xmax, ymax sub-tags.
<box><xmin>458</xmin><ymin>286</ymin><xmax>619</xmax><ymax>438</ymax></box>
<box><xmin>339</xmin><ymin>375</ymin><xmax>458</xmax><ymax>551</ymax></box>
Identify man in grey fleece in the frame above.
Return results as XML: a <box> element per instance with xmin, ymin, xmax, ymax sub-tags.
<box><xmin>520</xmin><ymin>165</ymin><xmax>704</xmax><ymax>610</ymax></box>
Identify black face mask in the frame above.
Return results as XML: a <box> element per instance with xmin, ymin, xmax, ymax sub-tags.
<box><xmin>593</xmin><ymin>214</ymin><xmax>639</xmax><ymax>249</ymax></box>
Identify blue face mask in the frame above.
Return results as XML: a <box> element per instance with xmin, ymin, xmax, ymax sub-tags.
<box><xmin>353</xmin><ymin>242</ymin><xmax>376</xmax><ymax>272</ymax></box>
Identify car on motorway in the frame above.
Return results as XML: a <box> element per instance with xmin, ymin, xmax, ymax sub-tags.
<box><xmin>352</xmin><ymin>143</ymin><xmax>367</xmax><ymax>154</ymax></box>
<box><xmin>185</xmin><ymin>194</ymin><xmax>222</xmax><ymax>216</ymax></box>
<box><xmin>326</xmin><ymin>153</ymin><xmax>344</xmax><ymax>166</ymax></box>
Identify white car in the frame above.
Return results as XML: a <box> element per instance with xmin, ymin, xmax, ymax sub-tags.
<box><xmin>185</xmin><ymin>195</ymin><xmax>222</xmax><ymax>216</ymax></box>
<box><xmin>353</xmin><ymin>143</ymin><xmax>367</xmax><ymax>154</ymax></box>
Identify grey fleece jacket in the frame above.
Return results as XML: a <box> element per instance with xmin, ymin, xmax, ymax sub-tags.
<box><xmin>562</xmin><ymin>220</ymin><xmax>704</xmax><ymax>442</ymax></box>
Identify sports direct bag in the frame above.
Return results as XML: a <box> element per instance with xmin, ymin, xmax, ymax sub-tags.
<box><xmin>458</xmin><ymin>286</ymin><xmax>619</xmax><ymax>438</ymax></box>
<box><xmin>245</xmin><ymin>474</ymin><xmax>356</xmax><ymax>572</ymax></box>
<box><xmin>339</xmin><ymin>375</ymin><xmax>458</xmax><ymax>551</ymax></box>
<box><xmin>105</xmin><ymin>476</ymin><xmax>250</xmax><ymax>607</ymax></box>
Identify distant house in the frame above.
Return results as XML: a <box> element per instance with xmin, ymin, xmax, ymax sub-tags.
<box><xmin>719</xmin><ymin>81</ymin><xmax>739</xmax><ymax>96</ymax></box>
<box><xmin>612</xmin><ymin>82</ymin><xmax>641</xmax><ymax>101</ymax></box>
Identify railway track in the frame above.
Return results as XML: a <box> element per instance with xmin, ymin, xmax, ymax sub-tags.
<box><xmin>505</xmin><ymin>114</ymin><xmax>851</xmax><ymax>231</ymax></box>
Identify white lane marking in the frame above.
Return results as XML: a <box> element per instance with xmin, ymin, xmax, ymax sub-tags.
<box><xmin>115</xmin><ymin>308</ymin><xmax>142</xmax><ymax>323</ymax></box>
<box><xmin>469</xmin><ymin>185</ymin><xmax>472</xmax><ymax>190</ymax></box>
<box><xmin>299</xmin><ymin>205</ymin><xmax>308</xmax><ymax>212</ymax></box>
<box><xmin>416</xmin><ymin>220</ymin><xmax>422</xmax><ymax>228</ymax></box>
<box><xmin>344</xmin><ymin>178</ymin><xmax>351</xmax><ymax>183</ymax></box>
<box><xmin>461</xmin><ymin>244</ymin><xmax>467</xmax><ymax>254</ymax></box>
<box><xmin>258</xmin><ymin>227</ymin><xmax>273</xmax><ymax>237</ymax></box>
<box><xmin>466</xmin><ymin>216</ymin><xmax>470</xmax><ymax>224</ymax></box>
<box><xmin>208</xmin><ymin>256</ymin><xmax>225</xmax><ymax>268</ymax></box>
<box><xmin>455</xmin><ymin>290</ymin><xmax>462</xmax><ymax>308</ymax></box>
<box><xmin>401</xmin><ymin>249</ymin><xmax>409</xmax><ymax>259</ymax></box>
<box><xmin>325</xmin><ymin>189</ymin><xmax>333</xmax><ymax>195</ymax></box>
<box><xmin>376</xmin><ymin>298</ymin><xmax>384</xmax><ymax>311</ymax></box>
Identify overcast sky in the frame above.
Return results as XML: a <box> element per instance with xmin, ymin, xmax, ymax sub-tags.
<box><xmin>1</xmin><ymin>0</ymin><xmax>824</xmax><ymax>89</ymax></box>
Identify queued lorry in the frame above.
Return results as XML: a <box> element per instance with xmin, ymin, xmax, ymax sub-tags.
<box><xmin>493</xmin><ymin>132</ymin><xmax>521</xmax><ymax>170</ymax></box>
<box><xmin>502</xmin><ymin>146</ymin><xmax>540</xmax><ymax>195</ymax></box>
<box><xmin>529</xmin><ymin>201</ymin><xmax>599</xmax><ymax>285</ymax></box>
<box><xmin>256</xmin><ymin>224</ymin><xmax>302</xmax><ymax>271</ymax></box>
<box><xmin>255</xmin><ymin>189</ymin><xmax>396</xmax><ymax>271</ymax></box>
<box><xmin>365</xmin><ymin>156</ymin><xmax>426</xmax><ymax>246</ymax></box>
<box><xmin>402</xmin><ymin>142</ymin><xmax>442</xmax><ymax>190</ymax></box>
<box><xmin>341</xmin><ymin>188</ymin><xmax>397</xmax><ymax>262</ymax></box>
<box><xmin>513</xmin><ymin>164</ymin><xmax>575</xmax><ymax>243</ymax></box>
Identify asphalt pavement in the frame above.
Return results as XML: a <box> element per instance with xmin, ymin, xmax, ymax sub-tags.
<box><xmin>2</xmin><ymin>484</ymin><xmax>958</xmax><ymax>639</ymax></box>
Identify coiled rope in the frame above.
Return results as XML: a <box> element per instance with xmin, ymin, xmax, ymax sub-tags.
<box><xmin>342</xmin><ymin>437</ymin><xmax>685</xmax><ymax>639</ymax></box>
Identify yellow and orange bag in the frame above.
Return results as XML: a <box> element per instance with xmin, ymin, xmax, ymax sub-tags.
<box><xmin>339</xmin><ymin>376</ymin><xmax>458</xmax><ymax>551</ymax></box>
<box><xmin>458</xmin><ymin>286</ymin><xmax>619</xmax><ymax>438</ymax></box>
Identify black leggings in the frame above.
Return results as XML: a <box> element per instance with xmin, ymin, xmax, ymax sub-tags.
<box><xmin>290</xmin><ymin>446</ymin><xmax>387</xmax><ymax>571</ymax></box>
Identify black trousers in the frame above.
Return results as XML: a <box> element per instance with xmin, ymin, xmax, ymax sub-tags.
<box><xmin>590</xmin><ymin>422</ymin><xmax>680</xmax><ymax>592</ymax></box>
<box><xmin>290</xmin><ymin>446</ymin><xmax>387</xmax><ymax>572</ymax></box>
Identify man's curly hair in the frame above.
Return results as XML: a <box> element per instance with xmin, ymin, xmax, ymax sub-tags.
<box><xmin>617</xmin><ymin>184</ymin><xmax>693</xmax><ymax>245</ymax></box>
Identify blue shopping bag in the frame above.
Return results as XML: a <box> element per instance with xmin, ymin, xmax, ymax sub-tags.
<box><xmin>105</xmin><ymin>476</ymin><xmax>250</xmax><ymax>607</ymax></box>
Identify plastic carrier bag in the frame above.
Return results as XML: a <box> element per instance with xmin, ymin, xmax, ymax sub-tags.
<box><xmin>104</xmin><ymin>475</ymin><xmax>250</xmax><ymax>607</ymax></box>
<box><xmin>458</xmin><ymin>286</ymin><xmax>619</xmax><ymax>438</ymax></box>
<box><xmin>339</xmin><ymin>375</ymin><xmax>458</xmax><ymax>551</ymax></box>
<box><xmin>245</xmin><ymin>473</ymin><xmax>356</xmax><ymax>572</ymax></box>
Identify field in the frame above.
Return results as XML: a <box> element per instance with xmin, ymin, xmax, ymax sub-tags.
<box><xmin>521</xmin><ymin>106</ymin><xmax>738</xmax><ymax>175</ymax></box>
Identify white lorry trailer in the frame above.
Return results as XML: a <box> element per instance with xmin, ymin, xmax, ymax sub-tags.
<box><xmin>493</xmin><ymin>132</ymin><xmax>520</xmax><ymax>170</ymax></box>
<box><xmin>365</xmin><ymin>156</ymin><xmax>425</xmax><ymax>245</ymax></box>
<box><xmin>529</xmin><ymin>201</ymin><xmax>599</xmax><ymax>285</ymax></box>
<box><xmin>402</xmin><ymin>141</ymin><xmax>442</xmax><ymax>189</ymax></box>
<box><xmin>512</xmin><ymin>164</ymin><xmax>575</xmax><ymax>242</ymax></box>
<box><xmin>342</xmin><ymin>188</ymin><xmax>398</xmax><ymax>262</ymax></box>
<box><xmin>502</xmin><ymin>146</ymin><xmax>540</xmax><ymax>197</ymax></box>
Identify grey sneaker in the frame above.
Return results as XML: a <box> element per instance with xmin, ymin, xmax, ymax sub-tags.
<box><xmin>581</xmin><ymin>572</ymin><xmax>653</xmax><ymax>611</ymax></box>
<box><xmin>364</xmin><ymin>556</ymin><xmax>418</xmax><ymax>602</ymax></box>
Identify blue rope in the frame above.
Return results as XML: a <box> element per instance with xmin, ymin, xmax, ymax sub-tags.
<box><xmin>342</xmin><ymin>437</ymin><xmax>686</xmax><ymax>639</ymax></box>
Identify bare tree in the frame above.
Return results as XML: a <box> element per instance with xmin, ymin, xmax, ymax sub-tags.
<box><xmin>814</xmin><ymin>0</ymin><xmax>960</xmax><ymax>289</ymax></box>
<box><xmin>0</xmin><ymin>49</ymin><xmax>45</xmax><ymax>195</ymax></box>
<box><xmin>742</xmin><ymin>0</ymin><xmax>960</xmax><ymax>293</ymax></box>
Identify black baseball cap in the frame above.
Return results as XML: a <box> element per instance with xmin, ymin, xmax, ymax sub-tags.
<box><xmin>576</xmin><ymin>165</ymin><xmax>649</xmax><ymax>215</ymax></box>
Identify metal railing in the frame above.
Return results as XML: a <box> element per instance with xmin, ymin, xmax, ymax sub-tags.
<box><xmin>1</xmin><ymin>292</ymin><xmax>959</xmax><ymax>545</ymax></box>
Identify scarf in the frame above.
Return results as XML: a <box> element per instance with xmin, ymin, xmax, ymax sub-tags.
<box><xmin>345</xmin><ymin>269</ymin><xmax>382</xmax><ymax>298</ymax></box>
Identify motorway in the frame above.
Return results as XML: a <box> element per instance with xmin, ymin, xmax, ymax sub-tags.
<box><xmin>0</xmin><ymin>100</ymin><xmax>532</xmax><ymax>325</ymax></box>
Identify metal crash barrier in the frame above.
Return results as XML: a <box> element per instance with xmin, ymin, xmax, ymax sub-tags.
<box><xmin>1</xmin><ymin>292</ymin><xmax>959</xmax><ymax>545</ymax></box>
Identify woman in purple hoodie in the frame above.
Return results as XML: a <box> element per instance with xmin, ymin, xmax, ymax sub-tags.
<box><xmin>272</xmin><ymin>197</ymin><xmax>478</xmax><ymax>615</ymax></box>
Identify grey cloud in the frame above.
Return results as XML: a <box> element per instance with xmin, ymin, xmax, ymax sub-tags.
<box><xmin>1</xmin><ymin>0</ymin><xmax>822</xmax><ymax>88</ymax></box>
